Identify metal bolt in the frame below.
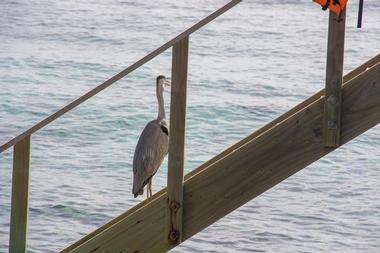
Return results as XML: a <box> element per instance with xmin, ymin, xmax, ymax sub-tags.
<box><xmin>169</xmin><ymin>200</ymin><xmax>181</xmax><ymax>212</ymax></box>
<box><xmin>327</xmin><ymin>120</ymin><xmax>338</xmax><ymax>129</ymax></box>
<box><xmin>327</xmin><ymin>95</ymin><xmax>338</xmax><ymax>106</ymax></box>
<box><xmin>169</xmin><ymin>230</ymin><xmax>180</xmax><ymax>243</ymax></box>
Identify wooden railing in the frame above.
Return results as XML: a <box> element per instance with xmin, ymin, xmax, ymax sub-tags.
<box><xmin>1</xmin><ymin>1</ymin><xmax>241</xmax><ymax>252</ymax></box>
<box><xmin>62</xmin><ymin>54</ymin><xmax>380</xmax><ymax>253</ymax></box>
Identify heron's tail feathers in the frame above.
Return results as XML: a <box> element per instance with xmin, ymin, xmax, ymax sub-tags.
<box><xmin>132</xmin><ymin>175</ymin><xmax>144</xmax><ymax>198</ymax></box>
<box><xmin>133</xmin><ymin>188</ymin><xmax>144</xmax><ymax>198</ymax></box>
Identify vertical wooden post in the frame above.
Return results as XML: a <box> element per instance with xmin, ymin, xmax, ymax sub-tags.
<box><xmin>166</xmin><ymin>36</ymin><xmax>189</xmax><ymax>245</ymax></box>
<box><xmin>324</xmin><ymin>9</ymin><xmax>346</xmax><ymax>147</ymax></box>
<box><xmin>9</xmin><ymin>135</ymin><xmax>31</xmax><ymax>253</ymax></box>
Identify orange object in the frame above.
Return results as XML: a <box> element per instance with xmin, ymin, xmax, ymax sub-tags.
<box><xmin>313</xmin><ymin>0</ymin><xmax>348</xmax><ymax>16</ymax></box>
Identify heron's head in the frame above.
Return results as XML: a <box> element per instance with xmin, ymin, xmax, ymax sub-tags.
<box><xmin>156</xmin><ymin>75</ymin><xmax>171</xmax><ymax>91</ymax></box>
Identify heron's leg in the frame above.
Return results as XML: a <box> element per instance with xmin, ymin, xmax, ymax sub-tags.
<box><xmin>146</xmin><ymin>181</ymin><xmax>150</xmax><ymax>198</ymax></box>
<box><xmin>146</xmin><ymin>179</ymin><xmax>152</xmax><ymax>197</ymax></box>
<box><xmin>149</xmin><ymin>179</ymin><xmax>153</xmax><ymax>197</ymax></box>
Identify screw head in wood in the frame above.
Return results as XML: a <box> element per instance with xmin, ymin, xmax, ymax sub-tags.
<box><xmin>169</xmin><ymin>200</ymin><xmax>181</xmax><ymax>212</ymax></box>
<box><xmin>327</xmin><ymin>95</ymin><xmax>338</xmax><ymax>106</ymax></box>
<box><xmin>169</xmin><ymin>229</ymin><xmax>180</xmax><ymax>243</ymax></box>
<box><xmin>327</xmin><ymin>120</ymin><xmax>338</xmax><ymax>129</ymax></box>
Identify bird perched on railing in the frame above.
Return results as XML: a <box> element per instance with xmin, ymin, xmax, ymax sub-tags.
<box><xmin>132</xmin><ymin>75</ymin><xmax>171</xmax><ymax>198</ymax></box>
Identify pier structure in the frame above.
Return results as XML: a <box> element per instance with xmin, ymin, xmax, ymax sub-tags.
<box><xmin>2</xmin><ymin>1</ymin><xmax>380</xmax><ymax>252</ymax></box>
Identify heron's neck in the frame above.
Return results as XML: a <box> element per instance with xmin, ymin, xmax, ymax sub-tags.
<box><xmin>157</xmin><ymin>85</ymin><xmax>165</xmax><ymax>121</ymax></box>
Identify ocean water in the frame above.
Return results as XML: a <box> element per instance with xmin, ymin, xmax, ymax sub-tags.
<box><xmin>1</xmin><ymin>0</ymin><xmax>380</xmax><ymax>252</ymax></box>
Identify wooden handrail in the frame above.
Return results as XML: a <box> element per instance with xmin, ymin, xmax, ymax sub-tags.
<box><xmin>0</xmin><ymin>0</ymin><xmax>241</xmax><ymax>153</ymax></box>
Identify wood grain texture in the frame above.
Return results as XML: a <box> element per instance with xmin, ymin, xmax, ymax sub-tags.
<box><xmin>166</xmin><ymin>36</ymin><xmax>189</xmax><ymax>244</ymax></box>
<box><xmin>0</xmin><ymin>0</ymin><xmax>241</xmax><ymax>154</ymax></box>
<box><xmin>324</xmin><ymin>9</ymin><xmax>346</xmax><ymax>147</ymax></box>
<box><xmin>9</xmin><ymin>136</ymin><xmax>31</xmax><ymax>253</ymax></box>
<box><xmin>62</xmin><ymin>62</ymin><xmax>380</xmax><ymax>253</ymax></box>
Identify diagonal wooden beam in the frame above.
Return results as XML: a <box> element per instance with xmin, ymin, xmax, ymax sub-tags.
<box><xmin>183</xmin><ymin>62</ymin><xmax>380</xmax><ymax>239</ymax></box>
<box><xmin>62</xmin><ymin>61</ymin><xmax>380</xmax><ymax>253</ymax></box>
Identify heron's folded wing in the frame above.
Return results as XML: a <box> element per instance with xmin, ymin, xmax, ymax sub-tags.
<box><xmin>132</xmin><ymin>121</ymin><xmax>169</xmax><ymax>191</ymax></box>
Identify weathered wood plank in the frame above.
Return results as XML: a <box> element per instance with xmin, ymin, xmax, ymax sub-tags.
<box><xmin>166</xmin><ymin>36</ymin><xmax>189</xmax><ymax>244</ymax></box>
<box><xmin>324</xmin><ymin>9</ymin><xmax>346</xmax><ymax>147</ymax></box>
<box><xmin>64</xmin><ymin>62</ymin><xmax>380</xmax><ymax>253</ymax></box>
<box><xmin>0</xmin><ymin>0</ymin><xmax>241</xmax><ymax>154</ymax></box>
<box><xmin>9</xmin><ymin>135</ymin><xmax>31</xmax><ymax>253</ymax></box>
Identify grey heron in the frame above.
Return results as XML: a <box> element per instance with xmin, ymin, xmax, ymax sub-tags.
<box><xmin>132</xmin><ymin>75</ymin><xmax>171</xmax><ymax>198</ymax></box>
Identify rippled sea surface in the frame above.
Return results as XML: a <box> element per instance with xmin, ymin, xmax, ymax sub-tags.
<box><xmin>1</xmin><ymin>0</ymin><xmax>380</xmax><ymax>252</ymax></box>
